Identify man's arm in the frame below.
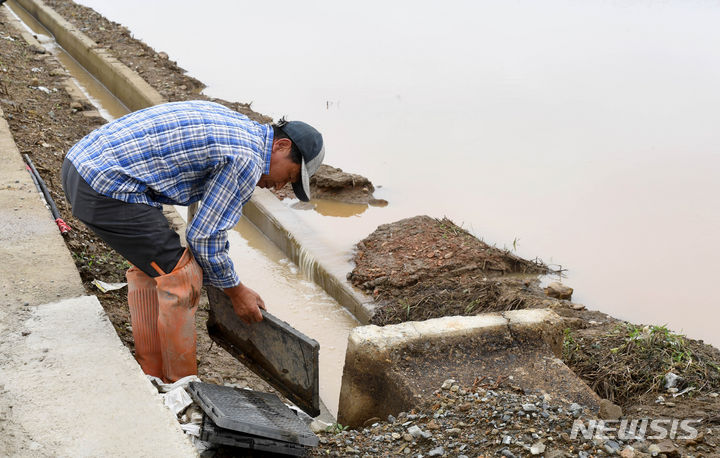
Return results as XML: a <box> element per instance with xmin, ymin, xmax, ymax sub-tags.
<box><xmin>224</xmin><ymin>283</ymin><xmax>265</xmax><ymax>323</ymax></box>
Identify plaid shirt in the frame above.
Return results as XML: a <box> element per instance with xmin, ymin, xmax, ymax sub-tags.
<box><xmin>66</xmin><ymin>100</ymin><xmax>272</xmax><ymax>288</ymax></box>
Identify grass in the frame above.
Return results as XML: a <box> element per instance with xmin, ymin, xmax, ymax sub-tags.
<box><xmin>563</xmin><ymin>323</ymin><xmax>720</xmax><ymax>406</ymax></box>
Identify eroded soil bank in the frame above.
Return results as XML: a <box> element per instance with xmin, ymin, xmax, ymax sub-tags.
<box><xmin>2</xmin><ymin>1</ymin><xmax>720</xmax><ymax>456</ymax></box>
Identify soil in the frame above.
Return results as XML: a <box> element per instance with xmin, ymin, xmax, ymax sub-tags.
<box><xmin>273</xmin><ymin>164</ymin><xmax>388</xmax><ymax>207</ymax></box>
<box><xmin>3</xmin><ymin>2</ymin><xmax>720</xmax><ymax>457</ymax></box>
<box><xmin>348</xmin><ymin>216</ymin><xmax>550</xmax><ymax>325</ymax></box>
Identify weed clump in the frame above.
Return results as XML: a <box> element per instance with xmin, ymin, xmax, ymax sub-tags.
<box><xmin>563</xmin><ymin>324</ymin><xmax>720</xmax><ymax>406</ymax></box>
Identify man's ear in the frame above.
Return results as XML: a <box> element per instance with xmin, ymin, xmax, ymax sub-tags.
<box><xmin>272</xmin><ymin>138</ymin><xmax>292</xmax><ymax>156</ymax></box>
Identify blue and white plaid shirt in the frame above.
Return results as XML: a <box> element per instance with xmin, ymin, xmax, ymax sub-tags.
<box><xmin>66</xmin><ymin>100</ymin><xmax>272</xmax><ymax>288</ymax></box>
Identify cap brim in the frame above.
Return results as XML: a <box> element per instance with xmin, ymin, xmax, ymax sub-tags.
<box><xmin>292</xmin><ymin>160</ymin><xmax>311</xmax><ymax>202</ymax></box>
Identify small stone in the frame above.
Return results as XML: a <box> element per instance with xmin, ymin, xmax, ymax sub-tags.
<box><xmin>502</xmin><ymin>435</ymin><xmax>512</xmax><ymax>444</ymax></box>
<box><xmin>426</xmin><ymin>420</ymin><xmax>440</xmax><ymax>430</ymax></box>
<box><xmin>599</xmin><ymin>399</ymin><xmax>623</xmax><ymax>420</ymax></box>
<box><xmin>447</xmin><ymin>428</ymin><xmax>461</xmax><ymax>435</ymax></box>
<box><xmin>402</xmin><ymin>433</ymin><xmax>413</xmax><ymax>441</ymax></box>
<box><xmin>391</xmin><ymin>432</ymin><xmax>401</xmax><ymax>440</ymax></box>
<box><xmin>664</xmin><ymin>372</ymin><xmax>682</xmax><ymax>389</ymax></box>
<box><xmin>620</xmin><ymin>446</ymin><xmax>635</xmax><ymax>458</ymax></box>
<box><xmin>647</xmin><ymin>444</ymin><xmax>661</xmax><ymax>456</ymax></box>
<box><xmin>530</xmin><ymin>442</ymin><xmax>546</xmax><ymax>454</ymax></box>
<box><xmin>407</xmin><ymin>425</ymin><xmax>423</xmax><ymax>438</ymax></box>
<box><xmin>427</xmin><ymin>446</ymin><xmax>444</xmax><ymax>456</ymax></box>
<box><xmin>653</xmin><ymin>439</ymin><xmax>680</xmax><ymax>457</ymax></box>
<box><xmin>572</xmin><ymin>303</ymin><xmax>586</xmax><ymax>310</ymax></box>
<box><xmin>441</xmin><ymin>379</ymin><xmax>456</xmax><ymax>390</ymax></box>
<box><xmin>30</xmin><ymin>77</ymin><xmax>39</xmax><ymax>86</ymax></box>
<box><xmin>70</xmin><ymin>101</ymin><xmax>83</xmax><ymax>111</ymax></box>
<box><xmin>522</xmin><ymin>403</ymin><xmax>538</xmax><ymax>412</ymax></box>
<box><xmin>500</xmin><ymin>449</ymin><xmax>517</xmax><ymax>458</ymax></box>
<box><xmin>544</xmin><ymin>281</ymin><xmax>573</xmax><ymax>300</ymax></box>
<box><xmin>450</xmin><ymin>385</ymin><xmax>459</xmax><ymax>392</ymax></box>
<box><xmin>604</xmin><ymin>439</ymin><xmax>621</xmax><ymax>454</ymax></box>
<box><xmin>387</xmin><ymin>414</ymin><xmax>396</xmax><ymax>423</ymax></box>
<box><xmin>158</xmin><ymin>52</ymin><xmax>169</xmax><ymax>59</ymax></box>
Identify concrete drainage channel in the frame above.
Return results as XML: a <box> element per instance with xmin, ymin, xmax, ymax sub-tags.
<box><xmin>3</xmin><ymin>0</ymin><xmax>602</xmax><ymax>454</ymax></box>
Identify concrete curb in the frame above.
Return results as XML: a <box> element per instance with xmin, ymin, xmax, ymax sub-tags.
<box><xmin>0</xmin><ymin>296</ymin><xmax>196</xmax><ymax>457</ymax></box>
<box><xmin>337</xmin><ymin>309</ymin><xmax>601</xmax><ymax>427</ymax></box>
<box><xmin>14</xmin><ymin>0</ymin><xmax>164</xmax><ymax>111</ymax></box>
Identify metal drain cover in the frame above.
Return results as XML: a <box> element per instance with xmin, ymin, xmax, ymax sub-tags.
<box><xmin>200</xmin><ymin>415</ymin><xmax>307</xmax><ymax>456</ymax></box>
<box><xmin>189</xmin><ymin>382</ymin><xmax>318</xmax><ymax>447</ymax></box>
<box><xmin>205</xmin><ymin>285</ymin><xmax>320</xmax><ymax>417</ymax></box>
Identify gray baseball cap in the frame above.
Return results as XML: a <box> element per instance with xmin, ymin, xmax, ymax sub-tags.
<box><xmin>281</xmin><ymin>120</ymin><xmax>325</xmax><ymax>202</ymax></box>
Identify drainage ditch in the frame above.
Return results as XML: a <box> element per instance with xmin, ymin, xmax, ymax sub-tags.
<box><xmin>6</xmin><ymin>0</ymin><xmax>360</xmax><ymax>418</ymax></box>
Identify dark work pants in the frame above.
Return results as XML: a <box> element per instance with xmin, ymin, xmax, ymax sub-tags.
<box><xmin>61</xmin><ymin>158</ymin><xmax>185</xmax><ymax>278</ymax></box>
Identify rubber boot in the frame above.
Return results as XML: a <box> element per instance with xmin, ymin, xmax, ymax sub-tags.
<box><xmin>126</xmin><ymin>266</ymin><xmax>163</xmax><ymax>378</ymax></box>
<box><xmin>154</xmin><ymin>248</ymin><xmax>203</xmax><ymax>383</ymax></box>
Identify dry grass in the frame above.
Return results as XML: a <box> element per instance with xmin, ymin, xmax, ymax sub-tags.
<box><xmin>563</xmin><ymin>323</ymin><xmax>720</xmax><ymax>406</ymax></box>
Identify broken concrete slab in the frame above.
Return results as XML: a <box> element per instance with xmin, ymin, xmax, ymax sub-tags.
<box><xmin>337</xmin><ymin>309</ymin><xmax>600</xmax><ymax>427</ymax></box>
<box><xmin>0</xmin><ymin>296</ymin><xmax>195</xmax><ymax>457</ymax></box>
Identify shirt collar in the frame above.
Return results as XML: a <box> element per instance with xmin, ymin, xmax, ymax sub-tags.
<box><xmin>262</xmin><ymin>124</ymin><xmax>273</xmax><ymax>175</ymax></box>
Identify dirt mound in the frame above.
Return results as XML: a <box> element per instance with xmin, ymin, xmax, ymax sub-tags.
<box><xmin>564</xmin><ymin>323</ymin><xmax>720</xmax><ymax>407</ymax></box>
<box><xmin>273</xmin><ymin>164</ymin><xmax>386</xmax><ymax>206</ymax></box>
<box><xmin>348</xmin><ymin>216</ymin><xmax>549</xmax><ymax>325</ymax></box>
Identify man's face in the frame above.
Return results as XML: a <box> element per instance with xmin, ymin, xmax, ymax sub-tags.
<box><xmin>257</xmin><ymin>139</ymin><xmax>301</xmax><ymax>191</ymax></box>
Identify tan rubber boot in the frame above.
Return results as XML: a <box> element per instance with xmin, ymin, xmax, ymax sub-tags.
<box><xmin>154</xmin><ymin>249</ymin><xmax>203</xmax><ymax>383</ymax></box>
<box><xmin>126</xmin><ymin>266</ymin><xmax>163</xmax><ymax>378</ymax></box>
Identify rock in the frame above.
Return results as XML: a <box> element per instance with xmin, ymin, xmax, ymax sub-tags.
<box><xmin>599</xmin><ymin>399</ymin><xmax>623</xmax><ymax>420</ymax></box>
<box><xmin>441</xmin><ymin>379</ymin><xmax>456</xmax><ymax>390</ymax></box>
<box><xmin>522</xmin><ymin>403</ymin><xmax>538</xmax><ymax>412</ymax></box>
<box><xmin>407</xmin><ymin>425</ymin><xmax>423</xmax><ymax>438</ymax></box>
<box><xmin>426</xmin><ymin>420</ymin><xmax>440</xmax><ymax>430</ymax></box>
<box><xmin>30</xmin><ymin>77</ymin><xmax>39</xmax><ymax>87</ymax></box>
<box><xmin>387</xmin><ymin>414</ymin><xmax>396</xmax><ymax>423</ymax></box>
<box><xmin>545</xmin><ymin>451</ymin><xmax>568</xmax><ymax>458</ymax></box>
<box><xmin>664</xmin><ymin>372</ymin><xmax>682</xmax><ymax>389</ymax></box>
<box><xmin>70</xmin><ymin>102</ymin><xmax>83</xmax><ymax>111</ymax></box>
<box><xmin>157</xmin><ymin>52</ymin><xmax>169</xmax><ymax>59</ymax></box>
<box><xmin>653</xmin><ymin>439</ymin><xmax>680</xmax><ymax>457</ymax></box>
<box><xmin>391</xmin><ymin>432</ymin><xmax>401</xmax><ymax>440</ymax></box>
<box><xmin>544</xmin><ymin>281</ymin><xmax>573</xmax><ymax>300</ymax></box>
<box><xmin>427</xmin><ymin>446</ymin><xmax>444</xmax><ymax>456</ymax></box>
<box><xmin>620</xmin><ymin>446</ymin><xmax>635</xmax><ymax>458</ymax></box>
<box><xmin>604</xmin><ymin>439</ymin><xmax>621</xmax><ymax>454</ymax></box>
<box><xmin>647</xmin><ymin>444</ymin><xmax>661</xmax><ymax>456</ymax></box>
<box><xmin>572</xmin><ymin>303</ymin><xmax>586</xmax><ymax>311</ymax></box>
<box><xmin>402</xmin><ymin>433</ymin><xmax>412</xmax><ymax>441</ymax></box>
<box><xmin>447</xmin><ymin>428</ymin><xmax>461</xmax><ymax>435</ymax></box>
<box><xmin>530</xmin><ymin>441</ymin><xmax>546</xmax><ymax>454</ymax></box>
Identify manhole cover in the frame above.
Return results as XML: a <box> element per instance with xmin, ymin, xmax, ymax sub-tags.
<box><xmin>189</xmin><ymin>382</ymin><xmax>318</xmax><ymax>447</ymax></box>
<box><xmin>200</xmin><ymin>415</ymin><xmax>307</xmax><ymax>456</ymax></box>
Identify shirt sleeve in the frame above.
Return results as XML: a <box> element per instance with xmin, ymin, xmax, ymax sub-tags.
<box><xmin>186</xmin><ymin>155</ymin><xmax>258</xmax><ymax>289</ymax></box>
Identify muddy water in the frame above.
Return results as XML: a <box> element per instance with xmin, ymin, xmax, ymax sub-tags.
<box><xmin>76</xmin><ymin>0</ymin><xmax>720</xmax><ymax>347</ymax></box>
<box><xmin>228</xmin><ymin>218</ymin><xmax>359</xmax><ymax>417</ymax></box>
<box><xmin>5</xmin><ymin>0</ymin><xmax>129</xmax><ymax>120</ymax></box>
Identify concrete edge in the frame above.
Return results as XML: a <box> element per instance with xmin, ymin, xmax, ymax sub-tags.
<box><xmin>345</xmin><ymin>308</ymin><xmax>564</xmax><ymax>356</ymax></box>
<box><xmin>14</xmin><ymin>0</ymin><xmax>165</xmax><ymax>111</ymax></box>
<box><xmin>12</xmin><ymin>0</ymin><xmax>376</xmax><ymax>324</ymax></box>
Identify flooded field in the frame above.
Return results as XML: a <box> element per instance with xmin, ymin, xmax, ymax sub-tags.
<box><xmin>76</xmin><ymin>0</ymin><xmax>720</xmax><ymax>347</ymax></box>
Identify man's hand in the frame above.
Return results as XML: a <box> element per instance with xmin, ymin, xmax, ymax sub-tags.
<box><xmin>224</xmin><ymin>283</ymin><xmax>265</xmax><ymax>324</ymax></box>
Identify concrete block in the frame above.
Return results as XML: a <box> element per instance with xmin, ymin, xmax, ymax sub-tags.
<box><xmin>337</xmin><ymin>309</ymin><xmax>600</xmax><ymax>427</ymax></box>
<box><xmin>0</xmin><ymin>296</ymin><xmax>195</xmax><ymax>456</ymax></box>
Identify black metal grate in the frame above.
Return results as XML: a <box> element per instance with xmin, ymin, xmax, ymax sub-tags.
<box><xmin>189</xmin><ymin>382</ymin><xmax>318</xmax><ymax>447</ymax></box>
<box><xmin>200</xmin><ymin>415</ymin><xmax>307</xmax><ymax>456</ymax></box>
